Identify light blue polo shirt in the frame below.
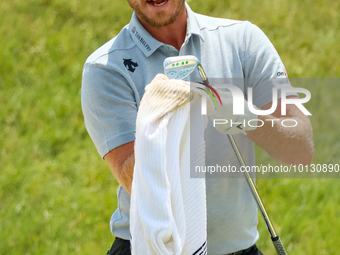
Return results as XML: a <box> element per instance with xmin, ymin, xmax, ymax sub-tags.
<box><xmin>81</xmin><ymin>3</ymin><xmax>294</xmax><ymax>254</ymax></box>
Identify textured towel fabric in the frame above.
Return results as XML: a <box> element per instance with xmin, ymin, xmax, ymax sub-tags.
<box><xmin>130</xmin><ymin>74</ymin><xmax>208</xmax><ymax>255</ymax></box>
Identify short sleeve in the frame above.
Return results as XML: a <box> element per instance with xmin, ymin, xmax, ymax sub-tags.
<box><xmin>243</xmin><ymin>22</ymin><xmax>296</xmax><ymax>108</ymax></box>
<box><xmin>81</xmin><ymin>63</ymin><xmax>137</xmax><ymax>158</ymax></box>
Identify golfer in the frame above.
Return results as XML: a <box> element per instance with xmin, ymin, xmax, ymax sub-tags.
<box><xmin>81</xmin><ymin>0</ymin><xmax>314</xmax><ymax>254</ymax></box>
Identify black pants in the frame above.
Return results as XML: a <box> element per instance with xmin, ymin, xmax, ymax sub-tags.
<box><xmin>107</xmin><ymin>237</ymin><xmax>131</xmax><ymax>255</ymax></box>
<box><xmin>107</xmin><ymin>237</ymin><xmax>264</xmax><ymax>255</ymax></box>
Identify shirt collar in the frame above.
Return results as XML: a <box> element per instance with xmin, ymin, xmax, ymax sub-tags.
<box><xmin>185</xmin><ymin>2</ymin><xmax>204</xmax><ymax>41</ymax></box>
<box><xmin>128</xmin><ymin>12</ymin><xmax>163</xmax><ymax>57</ymax></box>
<box><xmin>128</xmin><ymin>2</ymin><xmax>203</xmax><ymax>57</ymax></box>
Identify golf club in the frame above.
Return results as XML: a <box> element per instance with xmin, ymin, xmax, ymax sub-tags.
<box><xmin>163</xmin><ymin>55</ymin><xmax>288</xmax><ymax>255</ymax></box>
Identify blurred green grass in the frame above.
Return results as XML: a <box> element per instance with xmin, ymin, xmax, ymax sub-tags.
<box><xmin>0</xmin><ymin>0</ymin><xmax>339</xmax><ymax>254</ymax></box>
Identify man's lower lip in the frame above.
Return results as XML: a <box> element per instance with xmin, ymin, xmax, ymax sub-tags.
<box><xmin>147</xmin><ymin>0</ymin><xmax>168</xmax><ymax>7</ymax></box>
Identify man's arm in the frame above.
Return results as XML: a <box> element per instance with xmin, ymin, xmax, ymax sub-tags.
<box><xmin>247</xmin><ymin>96</ymin><xmax>314</xmax><ymax>166</ymax></box>
<box><xmin>82</xmin><ymin>63</ymin><xmax>138</xmax><ymax>195</ymax></box>
<box><xmin>104</xmin><ymin>141</ymin><xmax>135</xmax><ymax>195</ymax></box>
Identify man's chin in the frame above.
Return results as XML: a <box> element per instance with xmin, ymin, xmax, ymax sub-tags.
<box><xmin>148</xmin><ymin>17</ymin><xmax>177</xmax><ymax>28</ymax></box>
<box><xmin>137</xmin><ymin>0</ymin><xmax>185</xmax><ymax>28</ymax></box>
<box><xmin>138</xmin><ymin>12</ymin><xmax>177</xmax><ymax>28</ymax></box>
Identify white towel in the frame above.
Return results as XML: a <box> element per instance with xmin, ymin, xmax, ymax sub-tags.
<box><xmin>130</xmin><ymin>74</ymin><xmax>209</xmax><ymax>255</ymax></box>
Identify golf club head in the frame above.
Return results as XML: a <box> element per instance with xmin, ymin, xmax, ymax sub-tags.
<box><xmin>163</xmin><ymin>55</ymin><xmax>218</xmax><ymax>114</ymax></box>
<box><xmin>163</xmin><ymin>55</ymin><xmax>199</xmax><ymax>80</ymax></box>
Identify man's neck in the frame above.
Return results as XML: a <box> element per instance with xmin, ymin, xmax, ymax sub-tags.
<box><xmin>138</xmin><ymin>8</ymin><xmax>187</xmax><ymax>51</ymax></box>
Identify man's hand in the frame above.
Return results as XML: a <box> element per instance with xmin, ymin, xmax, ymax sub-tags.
<box><xmin>209</xmin><ymin>89</ymin><xmax>257</xmax><ymax>135</ymax></box>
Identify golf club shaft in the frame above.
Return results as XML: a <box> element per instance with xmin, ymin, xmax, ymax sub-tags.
<box><xmin>227</xmin><ymin>134</ymin><xmax>277</xmax><ymax>237</ymax></box>
<box><xmin>229</xmin><ymin>136</ymin><xmax>288</xmax><ymax>255</ymax></box>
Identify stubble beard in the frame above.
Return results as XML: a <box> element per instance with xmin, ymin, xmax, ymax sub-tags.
<box><xmin>133</xmin><ymin>0</ymin><xmax>185</xmax><ymax>28</ymax></box>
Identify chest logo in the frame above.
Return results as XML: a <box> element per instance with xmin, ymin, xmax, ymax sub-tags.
<box><xmin>123</xmin><ymin>59</ymin><xmax>139</xmax><ymax>73</ymax></box>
